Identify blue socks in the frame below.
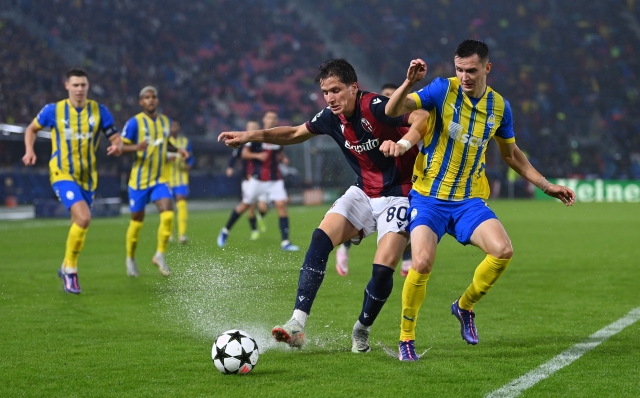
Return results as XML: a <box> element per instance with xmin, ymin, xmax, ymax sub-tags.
<box><xmin>294</xmin><ymin>228</ymin><xmax>334</xmax><ymax>314</ymax></box>
<box><xmin>358</xmin><ymin>264</ymin><xmax>395</xmax><ymax>327</ymax></box>
<box><xmin>279</xmin><ymin>217</ymin><xmax>289</xmax><ymax>241</ymax></box>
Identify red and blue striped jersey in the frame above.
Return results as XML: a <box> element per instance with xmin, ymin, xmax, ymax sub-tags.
<box><xmin>245</xmin><ymin>142</ymin><xmax>283</xmax><ymax>181</ymax></box>
<box><xmin>305</xmin><ymin>91</ymin><xmax>417</xmax><ymax>198</ymax></box>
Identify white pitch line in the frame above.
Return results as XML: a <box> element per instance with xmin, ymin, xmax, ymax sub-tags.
<box><xmin>486</xmin><ymin>307</ymin><xmax>640</xmax><ymax>398</ymax></box>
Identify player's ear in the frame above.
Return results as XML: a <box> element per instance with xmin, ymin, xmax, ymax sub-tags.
<box><xmin>485</xmin><ymin>62</ymin><xmax>492</xmax><ymax>75</ymax></box>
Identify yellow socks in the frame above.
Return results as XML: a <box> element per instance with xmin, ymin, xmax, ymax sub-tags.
<box><xmin>126</xmin><ymin>220</ymin><xmax>143</xmax><ymax>259</ymax></box>
<box><xmin>157</xmin><ymin>211</ymin><xmax>174</xmax><ymax>254</ymax></box>
<box><xmin>458</xmin><ymin>254</ymin><xmax>512</xmax><ymax>310</ymax></box>
<box><xmin>176</xmin><ymin>199</ymin><xmax>188</xmax><ymax>237</ymax></box>
<box><xmin>400</xmin><ymin>268</ymin><xmax>431</xmax><ymax>341</ymax></box>
<box><xmin>63</xmin><ymin>223</ymin><xmax>88</xmax><ymax>273</ymax></box>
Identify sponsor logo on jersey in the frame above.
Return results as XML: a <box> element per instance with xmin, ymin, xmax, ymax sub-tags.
<box><xmin>448</xmin><ymin>122</ymin><xmax>489</xmax><ymax>148</ymax></box>
<box><xmin>372</xmin><ymin>98</ymin><xmax>382</xmax><ymax>105</ymax></box>
<box><xmin>262</xmin><ymin>143</ymin><xmax>282</xmax><ymax>150</ymax></box>
<box><xmin>63</xmin><ymin>129</ymin><xmax>93</xmax><ymax>140</ymax></box>
<box><xmin>360</xmin><ymin>118</ymin><xmax>373</xmax><ymax>133</ymax></box>
<box><xmin>344</xmin><ymin>138</ymin><xmax>379</xmax><ymax>154</ymax></box>
<box><xmin>311</xmin><ymin>110</ymin><xmax>323</xmax><ymax>123</ymax></box>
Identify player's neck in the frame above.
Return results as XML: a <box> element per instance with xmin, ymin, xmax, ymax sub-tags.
<box><xmin>144</xmin><ymin>110</ymin><xmax>158</xmax><ymax>119</ymax></box>
<box><xmin>68</xmin><ymin>98</ymin><xmax>87</xmax><ymax>109</ymax></box>
<box><xmin>467</xmin><ymin>83</ymin><xmax>487</xmax><ymax>99</ymax></box>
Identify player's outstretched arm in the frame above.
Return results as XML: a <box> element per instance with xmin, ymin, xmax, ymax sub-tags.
<box><xmin>22</xmin><ymin>121</ymin><xmax>41</xmax><ymax>166</ymax></box>
<box><xmin>497</xmin><ymin>140</ymin><xmax>576</xmax><ymax>206</ymax></box>
<box><xmin>106</xmin><ymin>134</ymin><xmax>123</xmax><ymax>157</ymax></box>
<box><xmin>218</xmin><ymin>124</ymin><xmax>314</xmax><ymax>148</ymax></box>
<box><xmin>380</xmin><ymin>110</ymin><xmax>430</xmax><ymax>157</ymax></box>
<box><xmin>385</xmin><ymin>59</ymin><xmax>427</xmax><ymax>117</ymax></box>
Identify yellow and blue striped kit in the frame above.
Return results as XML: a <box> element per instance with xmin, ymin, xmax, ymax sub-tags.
<box><xmin>410</xmin><ymin>77</ymin><xmax>515</xmax><ymax>201</ymax></box>
<box><xmin>167</xmin><ymin>135</ymin><xmax>194</xmax><ymax>188</ymax></box>
<box><xmin>34</xmin><ymin>99</ymin><xmax>118</xmax><ymax>191</ymax></box>
<box><xmin>121</xmin><ymin>113</ymin><xmax>172</xmax><ymax>190</ymax></box>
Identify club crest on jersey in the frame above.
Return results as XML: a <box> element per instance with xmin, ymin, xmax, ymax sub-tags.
<box><xmin>344</xmin><ymin>138</ymin><xmax>379</xmax><ymax>154</ymax></box>
<box><xmin>360</xmin><ymin>118</ymin><xmax>373</xmax><ymax>133</ymax></box>
<box><xmin>487</xmin><ymin>114</ymin><xmax>495</xmax><ymax>128</ymax></box>
<box><xmin>88</xmin><ymin>116</ymin><xmax>96</xmax><ymax>126</ymax></box>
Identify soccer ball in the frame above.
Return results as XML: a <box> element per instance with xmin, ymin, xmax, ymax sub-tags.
<box><xmin>212</xmin><ymin>330</ymin><xmax>259</xmax><ymax>374</ymax></box>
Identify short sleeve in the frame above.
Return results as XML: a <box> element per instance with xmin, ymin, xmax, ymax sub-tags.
<box><xmin>34</xmin><ymin>104</ymin><xmax>55</xmax><ymax>128</ymax></box>
<box><xmin>186</xmin><ymin>139</ymin><xmax>195</xmax><ymax>167</ymax></box>
<box><xmin>98</xmin><ymin>104</ymin><xmax>118</xmax><ymax>137</ymax></box>
<box><xmin>121</xmin><ymin>117</ymin><xmax>139</xmax><ymax>144</ymax></box>
<box><xmin>305</xmin><ymin>107</ymin><xmax>333</xmax><ymax>135</ymax></box>
<box><xmin>494</xmin><ymin>100</ymin><xmax>515</xmax><ymax>143</ymax></box>
<box><xmin>369</xmin><ymin>95</ymin><xmax>410</xmax><ymax>127</ymax></box>
<box><xmin>410</xmin><ymin>77</ymin><xmax>449</xmax><ymax>111</ymax></box>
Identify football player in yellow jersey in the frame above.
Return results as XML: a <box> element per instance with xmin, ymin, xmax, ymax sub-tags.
<box><xmin>22</xmin><ymin>68</ymin><xmax>123</xmax><ymax>294</ymax></box>
<box><xmin>167</xmin><ymin>120</ymin><xmax>195</xmax><ymax>244</ymax></box>
<box><xmin>121</xmin><ymin>86</ymin><xmax>188</xmax><ymax>277</ymax></box>
<box><xmin>383</xmin><ymin>40</ymin><xmax>576</xmax><ymax>360</ymax></box>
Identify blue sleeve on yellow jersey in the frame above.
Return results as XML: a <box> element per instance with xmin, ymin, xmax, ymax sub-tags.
<box><xmin>34</xmin><ymin>104</ymin><xmax>55</xmax><ymax>128</ymax></box>
<box><xmin>495</xmin><ymin>100</ymin><xmax>515</xmax><ymax>140</ymax></box>
<box><xmin>369</xmin><ymin>95</ymin><xmax>410</xmax><ymax>127</ymax></box>
<box><xmin>414</xmin><ymin>77</ymin><xmax>449</xmax><ymax>111</ymax></box>
<box><xmin>98</xmin><ymin>104</ymin><xmax>118</xmax><ymax>137</ymax></box>
<box><xmin>186</xmin><ymin>140</ymin><xmax>195</xmax><ymax>167</ymax></box>
<box><xmin>121</xmin><ymin>117</ymin><xmax>139</xmax><ymax>144</ymax></box>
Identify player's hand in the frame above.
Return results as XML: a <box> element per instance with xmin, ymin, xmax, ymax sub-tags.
<box><xmin>22</xmin><ymin>151</ymin><xmax>37</xmax><ymax>166</ymax></box>
<box><xmin>225</xmin><ymin>167</ymin><xmax>234</xmax><ymax>177</ymax></box>
<box><xmin>218</xmin><ymin>131</ymin><xmax>249</xmax><ymax>148</ymax></box>
<box><xmin>407</xmin><ymin>59</ymin><xmax>427</xmax><ymax>85</ymax></box>
<box><xmin>379</xmin><ymin>140</ymin><xmax>406</xmax><ymax>157</ymax></box>
<box><xmin>107</xmin><ymin>142</ymin><xmax>122</xmax><ymax>157</ymax></box>
<box><xmin>546</xmin><ymin>184</ymin><xmax>576</xmax><ymax>206</ymax></box>
<box><xmin>178</xmin><ymin>149</ymin><xmax>190</xmax><ymax>159</ymax></box>
<box><xmin>137</xmin><ymin>140</ymin><xmax>149</xmax><ymax>151</ymax></box>
<box><xmin>255</xmin><ymin>152</ymin><xmax>268</xmax><ymax>162</ymax></box>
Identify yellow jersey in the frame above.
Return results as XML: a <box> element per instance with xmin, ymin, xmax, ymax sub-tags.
<box><xmin>121</xmin><ymin>112</ymin><xmax>172</xmax><ymax>190</ymax></box>
<box><xmin>410</xmin><ymin>77</ymin><xmax>515</xmax><ymax>201</ymax></box>
<box><xmin>33</xmin><ymin>99</ymin><xmax>118</xmax><ymax>191</ymax></box>
<box><xmin>167</xmin><ymin>135</ymin><xmax>194</xmax><ymax>187</ymax></box>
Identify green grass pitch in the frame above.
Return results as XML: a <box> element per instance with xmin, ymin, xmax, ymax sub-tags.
<box><xmin>1</xmin><ymin>201</ymin><xmax>639</xmax><ymax>397</ymax></box>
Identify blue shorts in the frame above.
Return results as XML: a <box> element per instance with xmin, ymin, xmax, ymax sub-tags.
<box><xmin>52</xmin><ymin>181</ymin><xmax>95</xmax><ymax>210</ymax></box>
<box><xmin>128</xmin><ymin>184</ymin><xmax>172</xmax><ymax>213</ymax></box>
<box><xmin>407</xmin><ymin>190</ymin><xmax>497</xmax><ymax>245</ymax></box>
<box><xmin>172</xmin><ymin>185</ymin><xmax>189</xmax><ymax>199</ymax></box>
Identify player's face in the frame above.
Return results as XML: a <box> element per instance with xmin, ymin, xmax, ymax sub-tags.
<box><xmin>246</xmin><ymin>121</ymin><xmax>260</xmax><ymax>131</ymax></box>
<box><xmin>65</xmin><ymin>76</ymin><xmax>89</xmax><ymax>104</ymax></box>
<box><xmin>381</xmin><ymin>87</ymin><xmax>396</xmax><ymax>98</ymax></box>
<box><xmin>139</xmin><ymin>90</ymin><xmax>159</xmax><ymax>114</ymax></box>
<box><xmin>170</xmin><ymin>120</ymin><xmax>180</xmax><ymax>137</ymax></box>
<box><xmin>262</xmin><ymin>112</ymin><xmax>278</xmax><ymax>129</ymax></box>
<box><xmin>320</xmin><ymin>76</ymin><xmax>358</xmax><ymax>116</ymax></box>
<box><xmin>454</xmin><ymin>55</ymin><xmax>492</xmax><ymax>97</ymax></box>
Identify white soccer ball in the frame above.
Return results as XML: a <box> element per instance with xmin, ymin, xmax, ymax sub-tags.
<box><xmin>212</xmin><ymin>330</ymin><xmax>259</xmax><ymax>375</ymax></box>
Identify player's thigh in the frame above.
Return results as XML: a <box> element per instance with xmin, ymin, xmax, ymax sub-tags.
<box><xmin>152</xmin><ymin>184</ymin><xmax>174</xmax><ymax>212</ymax></box>
<box><xmin>268</xmin><ymin>180</ymin><xmax>288</xmax><ymax>203</ymax></box>
<box><xmin>242</xmin><ymin>178</ymin><xmax>267</xmax><ymax>205</ymax></box>
<box><xmin>325</xmin><ymin>186</ymin><xmax>376</xmax><ymax>244</ymax></box>
<box><xmin>318</xmin><ymin>212</ymin><xmax>360</xmax><ymax>247</ymax></box>
<box><xmin>373</xmin><ymin>231</ymin><xmax>408</xmax><ymax>269</ymax></box>
<box><xmin>469</xmin><ymin>218</ymin><xmax>513</xmax><ymax>259</ymax></box>
<box><xmin>409</xmin><ymin>225</ymin><xmax>439</xmax><ymax>273</ymax></box>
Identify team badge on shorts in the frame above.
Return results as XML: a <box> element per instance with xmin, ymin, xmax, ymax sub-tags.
<box><xmin>66</xmin><ymin>191</ymin><xmax>75</xmax><ymax>200</ymax></box>
<box><xmin>411</xmin><ymin>208</ymin><xmax>418</xmax><ymax>219</ymax></box>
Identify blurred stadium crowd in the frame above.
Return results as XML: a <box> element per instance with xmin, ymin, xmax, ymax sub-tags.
<box><xmin>1</xmin><ymin>0</ymin><xmax>639</xmax><ymax>194</ymax></box>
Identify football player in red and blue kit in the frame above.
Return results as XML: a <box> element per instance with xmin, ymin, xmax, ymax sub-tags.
<box><xmin>219</xmin><ymin>59</ymin><xmax>429</xmax><ymax>353</ymax></box>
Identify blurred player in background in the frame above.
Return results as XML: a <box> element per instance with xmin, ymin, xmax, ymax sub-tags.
<box><xmin>121</xmin><ymin>86</ymin><xmax>188</xmax><ymax>277</ymax></box>
<box><xmin>335</xmin><ymin>82</ymin><xmax>414</xmax><ymax>278</ymax></box>
<box><xmin>219</xmin><ymin>59</ymin><xmax>429</xmax><ymax>353</ymax></box>
<box><xmin>22</xmin><ymin>68</ymin><xmax>123</xmax><ymax>294</ymax></box>
<box><xmin>167</xmin><ymin>120</ymin><xmax>194</xmax><ymax>244</ymax></box>
<box><xmin>384</xmin><ymin>40</ymin><xmax>575</xmax><ymax>360</ymax></box>
<box><xmin>217</xmin><ymin>111</ymin><xmax>299</xmax><ymax>251</ymax></box>
<box><xmin>225</xmin><ymin>120</ymin><xmax>269</xmax><ymax>240</ymax></box>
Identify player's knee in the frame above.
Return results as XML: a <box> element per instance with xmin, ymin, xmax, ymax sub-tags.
<box><xmin>76</xmin><ymin>215</ymin><xmax>90</xmax><ymax>229</ymax></box>
<box><xmin>494</xmin><ymin>240</ymin><xmax>513</xmax><ymax>259</ymax></box>
<box><xmin>413</xmin><ymin>252</ymin><xmax>434</xmax><ymax>273</ymax></box>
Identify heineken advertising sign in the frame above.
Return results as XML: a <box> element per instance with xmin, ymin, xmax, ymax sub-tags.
<box><xmin>535</xmin><ymin>179</ymin><xmax>640</xmax><ymax>202</ymax></box>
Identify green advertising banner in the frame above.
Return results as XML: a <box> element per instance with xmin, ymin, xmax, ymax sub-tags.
<box><xmin>535</xmin><ymin>179</ymin><xmax>640</xmax><ymax>202</ymax></box>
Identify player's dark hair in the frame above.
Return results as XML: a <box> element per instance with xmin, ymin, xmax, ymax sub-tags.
<box><xmin>263</xmin><ymin>110</ymin><xmax>278</xmax><ymax>117</ymax></box>
<box><xmin>66</xmin><ymin>68</ymin><xmax>89</xmax><ymax>80</ymax></box>
<box><xmin>454</xmin><ymin>40</ymin><xmax>489</xmax><ymax>62</ymax></box>
<box><xmin>381</xmin><ymin>83</ymin><xmax>399</xmax><ymax>91</ymax></box>
<box><xmin>314</xmin><ymin>59</ymin><xmax>358</xmax><ymax>86</ymax></box>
